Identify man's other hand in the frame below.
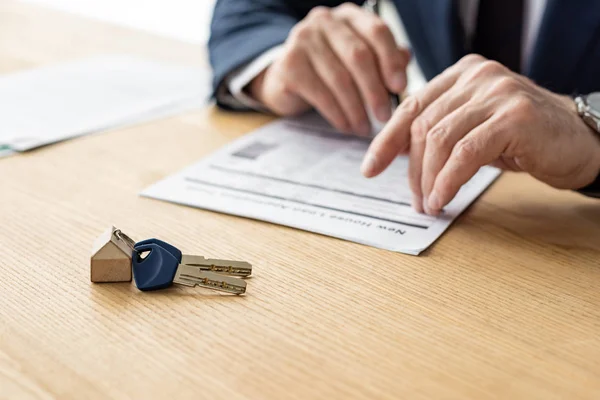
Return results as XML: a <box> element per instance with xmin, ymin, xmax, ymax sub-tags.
<box><xmin>248</xmin><ymin>3</ymin><xmax>410</xmax><ymax>136</ymax></box>
<box><xmin>361</xmin><ymin>54</ymin><xmax>600</xmax><ymax>214</ymax></box>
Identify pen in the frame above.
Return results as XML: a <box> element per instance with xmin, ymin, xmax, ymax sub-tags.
<box><xmin>365</xmin><ymin>0</ymin><xmax>402</xmax><ymax>108</ymax></box>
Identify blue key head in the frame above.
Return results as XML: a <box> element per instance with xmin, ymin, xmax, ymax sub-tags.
<box><xmin>132</xmin><ymin>243</ymin><xmax>179</xmax><ymax>291</ymax></box>
<box><xmin>135</xmin><ymin>238</ymin><xmax>182</xmax><ymax>262</ymax></box>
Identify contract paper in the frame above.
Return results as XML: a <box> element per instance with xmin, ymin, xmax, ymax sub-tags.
<box><xmin>142</xmin><ymin>116</ymin><xmax>501</xmax><ymax>254</ymax></box>
<box><xmin>0</xmin><ymin>55</ymin><xmax>209</xmax><ymax>153</ymax></box>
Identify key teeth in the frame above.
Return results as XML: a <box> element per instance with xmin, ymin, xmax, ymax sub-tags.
<box><xmin>190</xmin><ymin>263</ymin><xmax>252</xmax><ymax>277</ymax></box>
<box><xmin>175</xmin><ymin>273</ymin><xmax>246</xmax><ymax>295</ymax></box>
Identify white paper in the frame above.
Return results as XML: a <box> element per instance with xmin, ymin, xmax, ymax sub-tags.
<box><xmin>0</xmin><ymin>55</ymin><xmax>210</xmax><ymax>152</ymax></box>
<box><xmin>142</xmin><ymin>115</ymin><xmax>501</xmax><ymax>254</ymax></box>
<box><xmin>22</xmin><ymin>0</ymin><xmax>215</xmax><ymax>45</ymax></box>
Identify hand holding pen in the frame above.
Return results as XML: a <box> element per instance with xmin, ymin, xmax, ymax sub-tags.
<box><xmin>247</xmin><ymin>2</ymin><xmax>411</xmax><ymax>136</ymax></box>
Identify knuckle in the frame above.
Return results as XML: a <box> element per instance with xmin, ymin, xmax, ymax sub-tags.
<box><xmin>280</xmin><ymin>73</ymin><xmax>297</xmax><ymax>92</ymax></box>
<box><xmin>401</xmin><ymin>95</ymin><xmax>422</xmax><ymax>117</ymax></box>
<box><xmin>337</xmin><ymin>2</ymin><xmax>358</xmax><ymax>12</ymax></box>
<box><xmin>426</xmin><ymin>126</ymin><xmax>449</xmax><ymax>149</ymax></box>
<box><xmin>489</xmin><ymin>76</ymin><xmax>520</xmax><ymax>94</ymax></box>
<box><xmin>453</xmin><ymin>139</ymin><xmax>477</xmax><ymax>164</ymax></box>
<box><xmin>332</xmin><ymin>69</ymin><xmax>352</xmax><ymax>88</ymax></box>
<box><xmin>281</xmin><ymin>48</ymin><xmax>303</xmax><ymax>71</ymax></box>
<box><xmin>368</xmin><ymin>20</ymin><xmax>390</xmax><ymax>39</ymax></box>
<box><xmin>307</xmin><ymin>6</ymin><xmax>331</xmax><ymax>21</ymax></box>
<box><xmin>512</xmin><ymin>94</ymin><xmax>536</xmax><ymax>111</ymax></box>
<box><xmin>411</xmin><ymin>117</ymin><xmax>430</xmax><ymax>143</ymax></box>
<box><xmin>349</xmin><ymin>43</ymin><xmax>372</xmax><ymax>65</ymax></box>
<box><xmin>289</xmin><ymin>22</ymin><xmax>313</xmax><ymax>43</ymax></box>
<box><xmin>459</xmin><ymin>53</ymin><xmax>485</xmax><ymax>66</ymax></box>
<box><xmin>510</xmin><ymin>95</ymin><xmax>536</xmax><ymax>118</ymax></box>
<box><xmin>472</xmin><ymin>60</ymin><xmax>506</xmax><ymax>78</ymax></box>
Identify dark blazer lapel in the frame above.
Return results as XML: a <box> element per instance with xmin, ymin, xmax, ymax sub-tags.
<box><xmin>528</xmin><ymin>0</ymin><xmax>600</xmax><ymax>93</ymax></box>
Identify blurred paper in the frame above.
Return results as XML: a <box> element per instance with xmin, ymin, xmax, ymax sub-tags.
<box><xmin>0</xmin><ymin>55</ymin><xmax>210</xmax><ymax>152</ymax></box>
<box><xmin>142</xmin><ymin>115</ymin><xmax>501</xmax><ymax>255</ymax></box>
<box><xmin>22</xmin><ymin>0</ymin><xmax>215</xmax><ymax>45</ymax></box>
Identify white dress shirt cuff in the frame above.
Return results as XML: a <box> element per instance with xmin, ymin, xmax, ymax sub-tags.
<box><xmin>218</xmin><ymin>45</ymin><xmax>285</xmax><ymax>111</ymax></box>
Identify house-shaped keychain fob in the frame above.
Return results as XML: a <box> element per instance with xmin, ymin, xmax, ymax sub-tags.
<box><xmin>90</xmin><ymin>226</ymin><xmax>133</xmax><ymax>283</ymax></box>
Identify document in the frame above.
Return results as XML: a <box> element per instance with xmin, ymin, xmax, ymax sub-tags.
<box><xmin>0</xmin><ymin>55</ymin><xmax>210</xmax><ymax>153</ymax></box>
<box><xmin>142</xmin><ymin>115</ymin><xmax>501</xmax><ymax>255</ymax></box>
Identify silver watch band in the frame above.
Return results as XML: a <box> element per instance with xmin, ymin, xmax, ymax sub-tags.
<box><xmin>575</xmin><ymin>95</ymin><xmax>600</xmax><ymax>133</ymax></box>
<box><xmin>574</xmin><ymin>94</ymin><xmax>600</xmax><ymax>197</ymax></box>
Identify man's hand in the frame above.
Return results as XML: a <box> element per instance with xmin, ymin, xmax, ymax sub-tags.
<box><xmin>248</xmin><ymin>3</ymin><xmax>410</xmax><ymax>136</ymax></box>
<box><xmin>361</xmin><ymin>54</ymin><xmax>600</xmax><ymax>214</ymax></box>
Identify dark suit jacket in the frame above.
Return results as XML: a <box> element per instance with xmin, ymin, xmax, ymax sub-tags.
<box><xmin>209</xmin><ymin>0</ymin><xmax>600</xmax><ymax>195</ymax></box>
<box><xmin>209</xmin><ymin>0</ymin><xmax>600</xmax><ymax>100</ymax></box>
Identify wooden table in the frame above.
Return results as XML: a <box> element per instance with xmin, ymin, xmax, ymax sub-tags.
<box><xmin>1</xmin><ymin>2</ymin><xmax>600</xmax><ymax>399</ymax></box>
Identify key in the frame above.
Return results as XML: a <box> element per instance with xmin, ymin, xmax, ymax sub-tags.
<box><xmin>132</xmin><ymin>242</ymin><xmax>247</xmax><ymax>294</ymax></box>
<box><xmin>135</xmin><ymin>238</ymin><xmax>252</xmax><ymax>277</ymax></box>
<box><xmin>113</xmin><ymin>229</ymin><xmax>136</xmax><ymax>251</ymax></box>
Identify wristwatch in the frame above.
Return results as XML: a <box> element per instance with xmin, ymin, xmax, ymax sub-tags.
<box><xmin>574</xmin><ymin>93</ymin><xmax>600</xmax><ymax>197</ymax></box>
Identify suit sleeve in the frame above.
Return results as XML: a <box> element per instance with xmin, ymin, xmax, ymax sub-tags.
<box><xmin>208</xmin><ymin>0</ymin><xmax>361</xmax><ymax>109</ymax></box>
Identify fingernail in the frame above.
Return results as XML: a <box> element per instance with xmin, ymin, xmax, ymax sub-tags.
<box><xmin>423</xmin><ymin>196</ymin><xmax>441</xmax><ymax>216</ymax></box>
<box><xmin>361</xmin><ymin>153</ymin><xmax>378</xmax><ymax>177</ymax></box>
<box><xmin>428</xmin><ymin>191</ymin><xmax>441</xmax><ymax>212</ymax></box>
<box><xmin>391</xmin><ymin>72</ymin><xmax>406</xmax><ymax>92</ymax></box>
<box><xmin>411</xmin><ymin>195</ymin><xmax>424</xmax><ymax>213</ymax></box>
<box><xmin>375</xmin><ymin>104</ymin><xmax>392</xmax><ymax>123</ymax></box>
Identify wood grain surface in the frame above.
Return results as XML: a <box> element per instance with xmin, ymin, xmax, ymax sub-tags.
<box><xmin>1</xmin><ymin>2</ymin><xmax>599</xmax><ymax>399</ymax></box>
